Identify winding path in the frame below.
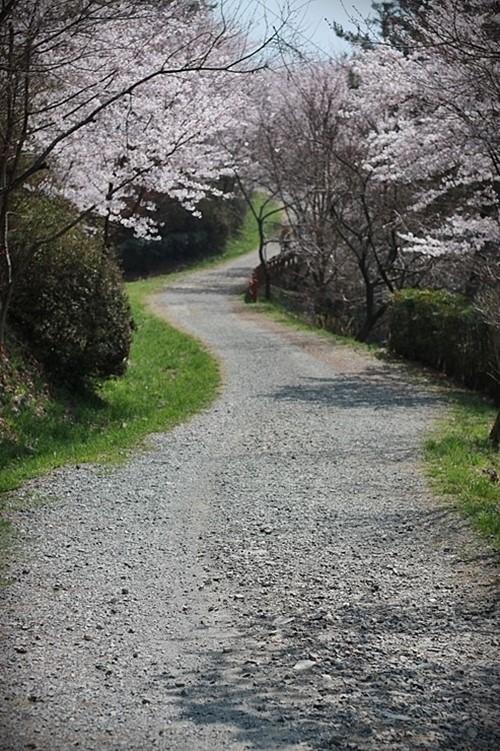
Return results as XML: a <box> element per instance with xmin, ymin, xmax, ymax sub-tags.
<box><xmin>1</xmin><ymin>251</ymin><xmax>499</xmax><ymax>750</ymax></box>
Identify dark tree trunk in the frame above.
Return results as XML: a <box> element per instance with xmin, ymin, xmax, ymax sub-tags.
<box><xmin>0</xmin><ymin>278</ymin><xmax>14</xmax><ymax>352</ymax></box>
<box><xmin>257</xmin><ymin>217</ymin><xmax>271</xmax><ymax>300</ymax></box>
<box><xmin>489</xmin><ymin>410</ymin><xmax>500</xmax><ymax>450</ymax></box>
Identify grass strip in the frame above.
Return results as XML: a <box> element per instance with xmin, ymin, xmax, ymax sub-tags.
<box><xmin>424</xmin><ymin>396</ymin><xmax>500</xmax><ymax>549</ymax></box>
<box><xmin>0</xmin><ymin>195</ymin><xmax>271</xmax><ymax>499</ymax></box>
<box><xmin>0</xmin><ymin>290</ymin><xmax>219</xmax><ymax>494</ymax></box>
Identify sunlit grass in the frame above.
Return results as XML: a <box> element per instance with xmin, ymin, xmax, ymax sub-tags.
<box><xmin>0</xmin><ymin>290</ymin><xmax>220</xmax><ymax>494</ymax></box>
<box><xmin>0</xmin><ymin>197</ymin><xmax>270</xmax><ymax>498</ymax></box>
<box><xmin>251</xmin><ymin>293</ymin><xmax>500</xmax><ymax>552</ymax></box>
<box><xmin>424</xmin><ymin>397</ymin><xmax>500</xmax><ymax>549</ymax></box>
<box><xmin>248</xmin><ymin>296</ymin><xmax>380</xmax><ymax>353</ymax></box>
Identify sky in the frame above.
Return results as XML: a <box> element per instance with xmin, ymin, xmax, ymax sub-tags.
<box><xmin>220</xmin><ymin>1</ymin><xmax>376</xmax><ymax>57</ymax></box>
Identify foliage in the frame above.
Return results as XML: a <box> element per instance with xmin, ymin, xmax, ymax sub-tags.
<box><xmin>244</xmin><ymin>1</ymin><xmax>499</xmax><ymax>344</ymax></box>
<box><xmin>0</xmin><ymin>275</ymin><xmax>220</xmax><ymax>494</ymax></box>
<box><xmin>388</xmin><ymin>289</ymin><xmax>499</xmax><ymax>400</ymax></box>
<box><xmin>8</xmin><ymin>192</ymin><xmax>133</xmax><ymax>385</ymax></box>
<box><xmin>243</xmin><ymin>63</ymin><xmax>427</xmax><ymax>339</ymax></box>
<box><xmin>425</xmin><ymin>397</ymin><xmax>500</xmax><ymax>550</ymax></box>
<box><xmin>353</xmin><ymin>0</ymin><xmax>500</xmax><ymax>260</ymax></box>
<box><xmin>0</xmin><ymin>0</ymin><xmax>263</xmax><ymax>347</ymax></box>
<box><xmin>116</xmin><ymin>190</ymin><xmax>247</xmax><ymax>277</ymax></box>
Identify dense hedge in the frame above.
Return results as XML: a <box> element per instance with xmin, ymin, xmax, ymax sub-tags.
<box><xmin>9</xmin><ymin>194</ymin><xmax>133</xmax><ymax>386</ymax></box>
<box><xmin>117</xmin><ymin>191</ymin><xmax>246</xmax><ymax>277</ymax></box>
<box><xmin>388</xmin><ymin>289</ymin><xmax>499</xmax><ymax>401</ymax></box>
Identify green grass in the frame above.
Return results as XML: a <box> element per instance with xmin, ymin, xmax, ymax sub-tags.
<box><xmin>424</xmin><ymin>396</ymin><xmax>500</xmax><ymax>549</ymax></box>
<box><xmin>0</xmin><ymin>197</ymin><xmax>270</xmax><ymax>499</ymax></box>
<box><xmin>6</xmin><ymin>194</ymin><xmax>497</xmax><ymax>563</ymax></box>
<box><xmin>168</xmin><ymin>192</ymin><xmax>273</xmax><ymax>276</ymax></box>
<box><xmin>0</xmin><ymin>291</ymin><xmax>220</xmax><ymax>494</ymax></box>
<box><xmin>0</xmin><ymin>199</ymin><xmax>266</xmax><ymax>567</ymax></box>
<box><xmin>248</xmin><ymin>296</ymin><xmax>380</xmax><ymax>354</ymax></box>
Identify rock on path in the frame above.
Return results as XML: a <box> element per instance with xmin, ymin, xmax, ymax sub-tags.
<box><xmin>1</xmin><ymin>251</ymin><xmax>499</xmax><ymax>750</ymax></box>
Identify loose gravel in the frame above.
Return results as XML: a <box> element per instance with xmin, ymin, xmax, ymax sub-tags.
<box><xmin>1</xmin><ymin>251</ymin><xmax>499</xmax><ymax>751</ymax></box>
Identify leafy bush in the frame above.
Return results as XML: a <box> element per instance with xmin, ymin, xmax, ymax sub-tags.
<box><xmin>388</xmin><ymin>289</ymin><xmax>499</xmax><ymax>401</ymax></box>
<box><xmin>9</xmin><ymin>194</ymin><xmax>133</xmax><ymax>386</ymax></box>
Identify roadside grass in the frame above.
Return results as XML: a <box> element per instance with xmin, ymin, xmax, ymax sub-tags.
<box><xmin>4</xmin><ymin>193</ymin><xmax>498</xmax><ymax>559</ymax></box>
<box><xmin>168</xmin><ymin>192</ymin><xmax>272</xmax><ymax>277</ymax></box>
<box><xmin>0</xmin><ymin>295</ymin><xmax>220</xmax><ymax>495</ymax></box>
<box><xmin>0</xmin><ymin>285</ymin><xmax>220</xmax><ymax>568</ymax></box>
<box><xmin>0</xmin><ymin>198</ymin><xmax>269</xmax><ymax>568</ymax></box>
<box><xmin>424</xmin><ymin>396</ymin><xmax>500</xmax><ymax>549</ymax></box>
<box><xmin>247</xmin><ymin>296</ymin><xmax>380</xmax><ymax>354</ymax></box>
<box><xmin>0</xmin><ymin>197</ymin><xmax>271</xmax><ymax>499</ymax></box>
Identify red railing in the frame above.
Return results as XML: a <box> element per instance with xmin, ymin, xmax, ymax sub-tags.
<box><xmin>248</xmin><ymin>251</ymin><xmax>298</xmax><ymax>302</ymax></box>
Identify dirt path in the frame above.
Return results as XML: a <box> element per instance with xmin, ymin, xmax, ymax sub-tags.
<box><xmin>1</xmin><ymin>252</ymin><xmax>499</xmax><ymax>750</ymax></box>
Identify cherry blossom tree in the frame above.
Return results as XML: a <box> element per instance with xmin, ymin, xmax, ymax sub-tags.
<box><xmin>351</xmin><ymin>0</ymin><xmax>499</xmax><ymax>438</ymax></box>
<box><xmin>354</xmin><ymin>0</ymin><xmax>500</xmax><ymax>263</ymax></box>
<box><xmin>0</xmin><ymin>0</ymin><xmax>268</xmax><ymax>348</ymax></box>
<box><xmin>244</xmin><ymin>61</ymin><xmax>427</xmax><ymax>339</ymax></box>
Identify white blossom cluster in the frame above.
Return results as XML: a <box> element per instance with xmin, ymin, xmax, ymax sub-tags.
<box><xmin>9</xmin><ymin>0</ymin><xmax>254</xmax><ymax>236</ymax></box>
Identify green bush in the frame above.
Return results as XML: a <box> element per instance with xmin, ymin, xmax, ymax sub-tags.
<box><xmin>9</xmin><ymin>195</ymin><xmax>133</xmax><ymax>386</ymax></box>
<box><xmin>388</xmin><ymin>289</ymin><xmax>499</xmax><ymax>400</ymax></box>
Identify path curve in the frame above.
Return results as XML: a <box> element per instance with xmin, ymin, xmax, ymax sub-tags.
<box><xmin>1</xmin><ymin>251</ymin><xmax>499</xmax><ymax>750</ymax></box>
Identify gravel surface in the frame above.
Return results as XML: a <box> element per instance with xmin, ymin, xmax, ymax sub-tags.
<box><xmin>1</xmin><ymin>251</ymin><xmax>499</xmax><ymax>751</ymax></box>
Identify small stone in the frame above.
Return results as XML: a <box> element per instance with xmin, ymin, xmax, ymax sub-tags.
<box><xmin>293</xmin><ymin>659</ymin><xmax>316</xmax><ymax>672</ymax></box>
<box><xmin>273</xmin><ymin>615</ymin><xmax>295</xmax><ymax>627</ymax></box>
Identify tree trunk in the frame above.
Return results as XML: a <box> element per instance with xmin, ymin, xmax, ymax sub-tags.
<box><xmin>0</xmin><ymin>278</ymin><xmax>14</xmax><ymax>351</ymax></box>
<box><xmin>0</xmin><ymin>198</ymin><xmax>12</xmax><ymax>349</ymax></box>
<box><xmin>257</xmin><ymin>218</ymin><xmax>271</xmax><ymax>301</ymax></box>
<box><xmin>489</xmin><ymin>410</ymin><xmax>500</xmax><ymax>450</ymax></box>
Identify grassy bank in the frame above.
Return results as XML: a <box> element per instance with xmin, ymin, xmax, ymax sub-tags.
<box><xmin>0</xmin><ymin>197</ymin><xmax>267</xmax><ymax>500</ymax></box>
<box><xmin>0</xmin><ymin>293</ymin><xmax>220</xmax><ymax>495</ymax></box>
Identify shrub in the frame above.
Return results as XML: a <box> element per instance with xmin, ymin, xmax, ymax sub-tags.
<box><xmin>388</xmin><ymin>289</ymin><xmax>499</xmax><ymax>401</ymax></box>
<box><xmin>9</xmin><ymin>194</ymin><xmax>133</xmax><ymax>386</ymax></box>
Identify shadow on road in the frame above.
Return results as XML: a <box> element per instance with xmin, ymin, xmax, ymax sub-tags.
<box><xmin>265</xmin><ymin>370</ymin><xmax>445</xmax><ymax>411</ymax></box>
<box><xmin>168</xmin><ymin>586</ymin><xmax>500</xmax><ymax>750</ymax></box>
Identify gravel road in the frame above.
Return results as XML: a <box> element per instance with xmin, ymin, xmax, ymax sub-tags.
<box><xmin>1</xmin><ymin>251</ymin><xmax>499</xmax><ymax>751</ymax></box>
